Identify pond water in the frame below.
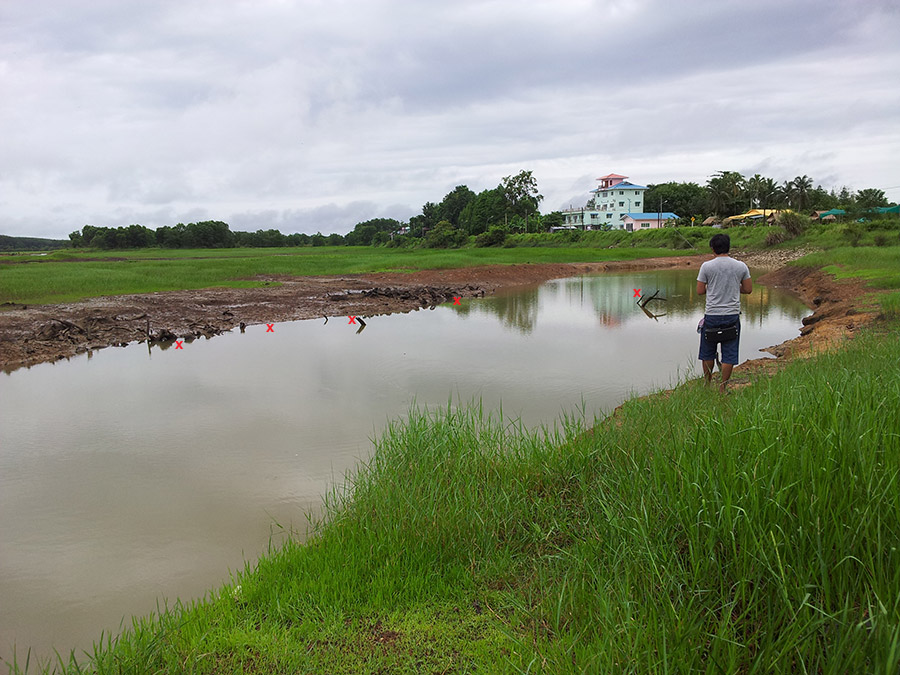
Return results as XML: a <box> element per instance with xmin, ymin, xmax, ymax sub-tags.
<box><xmin>0</xmin><ymin>270</ymin><xmax>809</xmax><ymax>663</ymax></box>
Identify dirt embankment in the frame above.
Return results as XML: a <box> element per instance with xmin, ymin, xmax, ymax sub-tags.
<box><xmin>0</xmin><ymin>252</ymin><xmax>876</xmax><ymax>374</ymax></box>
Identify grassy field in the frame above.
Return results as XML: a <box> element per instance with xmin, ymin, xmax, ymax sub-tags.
<box><xmin>3</xmin><ymin>220</ymin><xmax>899</xmax><ymax>306</ymax></box>
<box><xmin>0</xmin><ymin>246</ymin><xmax>690</xmax><ymax>305</ymax></box>
<box><xmin>18</xmin><ymin>320</ymin><xmax>900</xmax><ymax>674</ymax></box>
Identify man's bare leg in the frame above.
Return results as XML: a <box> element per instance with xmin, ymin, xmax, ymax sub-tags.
<box><xmin>702</xmin><ymin>359</ymin><xmax>716</xmax><ymax>385</ymax></box>
<box><xmin>720</xmin><ymin>363</ymin><xmax>734</xmax><ymax>392</ymax></box>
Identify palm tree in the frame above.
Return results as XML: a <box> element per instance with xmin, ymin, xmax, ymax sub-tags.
<box><xmin>744</xmin><ymin>174</ymin><xmax>760</xmax><ymax>209</ymax></box>
<box><xmin>706</xmin><ymin>171</ymin><xmax>746</xmax><ymax>216</ymax></box>
<box><xmin>790</xmin><ymin>175</ymin><xmax>813</xmax><ymax>211</ymax></box>
<box><xmin>781</xmin><ymin>180</ymin><xmax>797</xmax><ymax>209</ymax></box>
<box><xmin>758</xmin><ymin>177</ymin><xmax>779</xmax><ymax>212</ymax></box>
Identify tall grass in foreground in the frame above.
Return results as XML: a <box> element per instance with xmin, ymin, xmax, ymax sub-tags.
<box><xmin>15</xmin><ymin>327</ymin><xmax>900</xmax><ymax>673</ymax></box>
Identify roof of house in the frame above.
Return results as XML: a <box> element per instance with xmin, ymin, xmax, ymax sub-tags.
<box><xmin>724</xmin><ymin>208</ymin><xmax>782</xmax><ymax>222</ymax></box>
<box><xmin>597</xmin><ymin>173</ymin><xmax>628</xmax><ymax>180</ymax></box>
<box><xmin>591</xmin><ymin>181</ymin><xmax>648</xmax><ymax>192</ymax></box>
<box><xmin>622</xmin><ymin>212</ymin><xmax>678</xmax><ymax>220</ymax></box>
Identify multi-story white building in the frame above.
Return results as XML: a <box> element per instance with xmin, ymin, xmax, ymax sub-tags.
<box><xmin>560</xmin><ymin>173</ymin><xmax>648</xmax><ymax>231</ymax></box>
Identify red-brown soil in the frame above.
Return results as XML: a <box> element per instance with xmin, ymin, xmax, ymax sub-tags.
<box><xmin>0</xmin><ymin>252</ymin><xmax>878</xmax><ymax>376</ymax></box>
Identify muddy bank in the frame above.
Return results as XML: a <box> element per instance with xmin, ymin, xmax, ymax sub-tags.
<box><xmin>0</xmin><ymin>257</ymin><xmax>703</xmax><ymax>373</ymax></box>
<box><xmin>0</xmin><ymin>252</ymin><xmax>872</xmax><ymax>374</ymax></box>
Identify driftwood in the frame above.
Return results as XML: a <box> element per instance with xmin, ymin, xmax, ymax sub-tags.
<box><xmin>636</xmin><ymin>289</ymin><xmax>667</xmax><ymax>320</ymax></box>
<box><xmin>637</xmin><ymin>289</ymin><xmax>665</xmax><ymax>308</ymax></box>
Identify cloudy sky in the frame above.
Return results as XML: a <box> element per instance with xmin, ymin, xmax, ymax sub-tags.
<box><xmin>2</xmin><ymin>0</ymin><xmax>899</xmax><ymax>239</ymax></box>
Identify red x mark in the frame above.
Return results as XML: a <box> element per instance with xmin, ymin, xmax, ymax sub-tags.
<box><xmin>633</xmin><ymin>288</ymin><xmax>641</xmax><ymax>298</ymax></box>
<box><xmin>453</xmin><ymin>297</ymin><xmax>461</xmax><ymax>305</ymax></box>
<box><xmin>348</xmin><ymin>316</ymin><xmax>356</xmax><ymax>324</ymax></box>
<box><xmin>266</xmin><ymin>323</ymin><xmax>274</xmax><ymax>332</ymax></box>
<box><xmin>175</xmin><ymin>340</ymin><xmax>183</xmax><ymax>349</ymax></box>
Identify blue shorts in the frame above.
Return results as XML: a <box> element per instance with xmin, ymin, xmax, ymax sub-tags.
<box><xmin>699</xmin><ymin>314</ymin><xmax>741</xmax><ymax>365</ymax></box>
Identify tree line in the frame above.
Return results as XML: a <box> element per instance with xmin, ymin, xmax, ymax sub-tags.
<box><xmin>644</xmin><ymin>172</ymin><xmax>892</xmax><ymax>223</ymax></box>
<box><xmin>67</xmin><ymin>170</ymin><xmax>548</xmax><ymax>250</ymax></box>
<box><xmin>66</xmin><ymin>169</ymin><xmax>895</xmax><ymax>251</ymax></box>
<box><xmin>68</xmin><ymin>222</ymin><xmax>345</xmax><ymax>250</ymax></box>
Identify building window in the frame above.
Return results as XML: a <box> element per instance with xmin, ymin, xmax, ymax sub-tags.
<box><xmin>619</xmin><ymin>201</ymin><xmax>625</xmax><ymax>207</ymax></box>
<box><xmin>607</xmin><ymin>213</ymin><xmax>612</xmax><ymax>219</ymax></box>
<box><xmin>641</xmin><ymin>223</ymin><xmax>650</xmax><ymax>228</ymax></box>
<box><xmin>591</xmin><ymin>213</ymin><xmax>598</xmax><ymax>220</ymax></box>
<box><xmin>634</xmin><ymin>202</ymin><xmax>641</xmax><ymax>207</ymax></box>
<box><xmin>619</xmin><ymin>191</ymin><xmax>624</xmax><ymax>195</ymax></box>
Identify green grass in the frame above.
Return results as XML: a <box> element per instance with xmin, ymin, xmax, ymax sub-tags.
<box><xmin>508</xmin><ymin>225</ymin><xmax>778</xmax><ymax>250</ymax></box>
<box><xmin>0</xmin><ymin>246</ymin><xmax>690</xmax><ymax>305</ymax></box>
<box><xmin>17</xmin><ymin>323</ymin><xmax>900</xmax><ymax>673</ymax></box>
<box><xmin>8</xmin><ymin>222</ymin><xmax>897</xmax><ymax>305</ymax></box>
<box><xmin>795</xmin><ymin>246</ymin><xmax>900</xmax><ymax>290</ymax></box>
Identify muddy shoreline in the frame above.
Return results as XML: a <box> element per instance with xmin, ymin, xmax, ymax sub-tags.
<box><xmin>0</xmin><ymin>252</ymin><xmax>872</xmax><ymax>374</ymax></box>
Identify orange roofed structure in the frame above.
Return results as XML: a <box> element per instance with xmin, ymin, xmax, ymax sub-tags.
<box><xmin>596</xmin><ymin>173</ymin><xmax>629</xmax><ymax>190</ymax></box>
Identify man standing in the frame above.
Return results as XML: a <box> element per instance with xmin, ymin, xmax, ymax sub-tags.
<box><xmin>696</xmin><ymin>233</ymin><xmax>752</xmax><ymax>392</ymax></box>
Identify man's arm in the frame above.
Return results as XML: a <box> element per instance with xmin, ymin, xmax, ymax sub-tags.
<box><xmin>696</xmin><ymin>280</ymin><xmax>707</xmax><ymax>296</ymax></box>
<box><xmin>740</xmin><ymin>277</ymin><xmax>753</xmax><ymax>294</ymax></box>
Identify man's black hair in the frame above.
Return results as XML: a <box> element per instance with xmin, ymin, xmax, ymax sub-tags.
<box><xmin>710</xmin><ymin>233</ymin><xmax>731</xmax><ymax>254</ymax></box>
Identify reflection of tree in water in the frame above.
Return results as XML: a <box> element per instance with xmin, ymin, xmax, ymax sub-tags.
<box><xmin>459</xmin><ymin>286</ymin><xmax>540</xmax><ymax>334</ymax></box>
<box><xmin>452</xmin><ymin>271</ymin><xmax>809</xmax><ymax>333</ymax></box>
<box><xmin>558</xmin><ymin>273</ymin><xmax>697</xmax><ymax>323</ymax></box>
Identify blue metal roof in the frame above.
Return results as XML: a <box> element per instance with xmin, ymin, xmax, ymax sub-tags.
<box><xmin>622</xmin><ymin>212</ymin><xmax>678</xmax><ymax>219</ymax></box>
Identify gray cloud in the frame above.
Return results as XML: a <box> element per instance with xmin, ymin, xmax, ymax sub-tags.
<box><xmin>2</xmin><ymin>0</ymin><xmax>898</xmax><ymax>239</ymax></box>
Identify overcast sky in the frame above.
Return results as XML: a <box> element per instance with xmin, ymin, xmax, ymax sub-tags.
<box><xmin>2</xmin><ymin>0</ymin><xmax>899</xmax><ymax>239</ymax></box>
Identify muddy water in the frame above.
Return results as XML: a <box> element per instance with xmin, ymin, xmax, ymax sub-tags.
<box><xmin>0</xmin><ymin>270</ymin><xmax>808</xmax><ymax>663</ymax></box>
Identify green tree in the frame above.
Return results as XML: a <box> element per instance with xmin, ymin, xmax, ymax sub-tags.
<box><xmin>643</xmin><ymin>182</ymin><xmax>707</xmax><ymax>221</ymax></box>
<box><xmin>501</xmin><ymin>170</ymin><xmax>543</xmax><ymax>229</ymax></box>
<box><xmin>458</xmin><ymin>187</ymin><xmax>507</xmax><ymax>236</ymax></box>
<box><xmin>855</xmin><ymin>188</ymin><xmax>889</xmax><ymax>209</ymax></box>
<box><xmin>424</xmin><ymin>220</ymin><xmax>468</xmax><ymax>248</ymax></box>
<box><xmin>706</xmin><ymin>171</ymin><xmax>746</xmax><ymax>216</ymax></box>
<box><xmin>541</xmin><ymin>211</ymin><xmax>564</xmax><ymax>231</ymax></box>
<box><xmin>808</xmin><ymin>185</ymin><xmax>838</xmax><ymax>211</ymax></box>
<box><xmin>437</xmin><ymin>186</ymin><xmax>476</xmax><ymax>226</ymax></box>
<box><xmin>345</xmin><ymin>218</ymin><xmax>400</xmax><ymax>246</ymax></box>
<box><xmin>784</xmin><ymin>175</ymin><xmax>813</xmax><ymax>210</ymax></box>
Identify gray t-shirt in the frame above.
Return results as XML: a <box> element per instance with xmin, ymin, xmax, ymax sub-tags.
<box><xmin>697</xmin><ymin>255</ymin><xmax>750</xmax><ymax>315</ymax></box>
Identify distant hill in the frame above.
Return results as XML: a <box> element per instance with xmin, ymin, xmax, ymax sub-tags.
<box><xmin>0</xmin><ymin>235</ymin><xmax>70</xmax><ymax>251</ymax></box>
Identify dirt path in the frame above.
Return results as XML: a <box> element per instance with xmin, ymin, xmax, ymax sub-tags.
<box><xmin>0</xmin><ymin>251</ymin><xmax>875</xmax><ymax>374</ymax></box>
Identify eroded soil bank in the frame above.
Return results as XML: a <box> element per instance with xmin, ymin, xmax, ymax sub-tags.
<box><xmin>0</xmin><ymin>251</ymin><xmax>874</xmax><ymax>374</ymax></box>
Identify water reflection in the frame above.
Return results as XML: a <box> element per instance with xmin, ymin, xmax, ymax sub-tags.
<box><xmin>457</xmin><ymin>270</ymin><xmax>802</xmax><ymax>334</ymax></box>
<box><xmin>455</xmin><ymin>285</ymin><xmax>541</xmax><ymax>333</ymax></box>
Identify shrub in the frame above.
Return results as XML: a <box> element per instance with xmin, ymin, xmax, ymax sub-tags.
<box><xmin>842</xmin><ymin>221</ymin><xmax>864</xmax><ymax>247</ymax></box>
<box><xmin>425</xmin><ymin>221</ymin><xmax>468</xmax><ymax>249</ymax></box>
<box><xmin>777</xmin><ymin>211</ymin><xmax>810</xmax><ymax>237</ymax></box>
<box><xmin>874</xmin><ymin>233</ymin><xmax>888</xmax><ymax>247</ymax></box>
<box><xmin>765</xmin><ymin>229</ymin><xmax>788</xmax><ymax>246</ymax></box>
<box><xmin>475</xmin><ymin>225</ymin><xmax>509</xmax><ymax>248</ymax></box>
